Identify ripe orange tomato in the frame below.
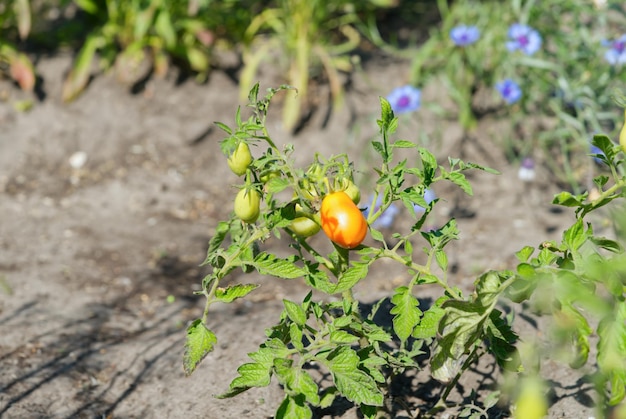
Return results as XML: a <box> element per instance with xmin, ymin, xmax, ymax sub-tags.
<box><xmin>320</xmin><ymin>191</ymin><xmax>367</xmax><ymax>249</ymax></box>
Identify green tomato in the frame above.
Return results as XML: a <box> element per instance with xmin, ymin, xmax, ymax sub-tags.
<box><xmin>234</xmin><ymin>188</ymin><xmax>261</xmax><ymax>223</ymax></box>
<box><xmin>227</xmin><ymin>142</ymin><xmax>252</xmax><ymax>176</ymax></box>
<box><xmin>290</xmin><ymin>216</ymin><xmax>321</xmax><ymax>237</ymax></box>
<box><xmin>343</xmin><ymin>180</ymin><xmax>361</xmax><ymax>205</ymax></box>
<box><xmin>260</xmin><ymin>170</ymin><xmax>280</xmax><ymax>183</ymax></box>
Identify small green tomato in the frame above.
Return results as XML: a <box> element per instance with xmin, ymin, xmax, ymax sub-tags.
<box><xmin>234</xmin><ymin>188</ymin><xmax>261</xmax><ymax>223</ymax></box>
<box><xmin>227</xmin><ymin>142</ymin><xmax>252</xmax><ymax>176</ymax></box>
<box><xmin>343</xmin><ymin>180</ymin><xmax>361</xmax><ymax>205</ymax></box>
<box><xmin>290</xmin><ymin>216</ymin><xmax>321</xmax><ymax>237</ymax></box>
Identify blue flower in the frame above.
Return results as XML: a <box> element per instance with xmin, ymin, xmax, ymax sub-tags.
<box><xmin>602</xmin><ymin>34</ymin><xmax>626</xmax><ymax>66</ymax></box>
<box><xmin>386</xmin><ymin>85</ymin><xmax>421</xmax><ymax>115</ymax></box>
<box><xmin>413</xmin><ymin>188</ymin><xmax>437</xmax><ymax>214</ymax></box>
<box><xmin>590</xmin><ymin>142</ymin><xmax>606</xmax><ymax>165</ymax></box>
<box><xmin>496</xmin><ymin>79</ymin><xmax>522</xmax><ymax>104</ymax></box>
<box><xmin>450</xmin><ymin>25</ymin><xmax>480</xmax><ymax>46</ymax></box>
<box><xmin>364</xmin><ymin>195</ymin><xmax>399</xmax><ymax>229</ymax></box>
<box><xmin>506</xmin><ymin>23</ymin><xmax>542</xmax><ymax>55</ymax></box>
<box><xmin>518</xmin><ymin>157</ymin><xmax>535</xmax><ymax>182</ymax></box>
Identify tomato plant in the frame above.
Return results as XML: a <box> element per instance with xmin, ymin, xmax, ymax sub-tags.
<box><xmin>320</xmin><ymin>191</ymin><xmax>367</xmax><ymax>249</ymax></box>
<box><xmin>184</xmin><ymin>84</ymin><xmax>626</xmax><ymax>419</ymax></box>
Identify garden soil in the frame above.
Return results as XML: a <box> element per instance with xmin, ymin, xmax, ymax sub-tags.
<box><xmin>0</xmin><ymin>53</ymin><xmax>605</xmax><ymax>418</ymax></box>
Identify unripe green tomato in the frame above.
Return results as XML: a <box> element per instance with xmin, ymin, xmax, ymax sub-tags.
<box><xmin>513</xmin><ymin>378</ymin><xmax>548</xmax><ymax>419</ymax></box>
<box><xmin>290</xmin><ymin>216</ymin><xmax>321</xmax><ymax>237</ymax></box>
<box><xmin>343</xmin><ymin>180</ymin><xmax>361</xmax><ymax>205</ymax></box>
<box><xmin>234</xmin><ymin>188</ymin><xmax>261</xmax><ymax>223</ymax></box>
<box><xmin>260</xmin><ymin>170</ymin><xmax>280</xmax><ymax>183</ymax></box>
<box><xmin>227</xmin><ymin>142</ymin><xmax>252</xmax><ymax>176</ymax></box>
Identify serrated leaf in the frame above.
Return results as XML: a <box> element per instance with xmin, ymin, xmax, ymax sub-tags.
<box><xmin>183</xmin><ymin>319</ymin><xmax>217</xmax><ymax>376</ymax></box>
<box><xmin>435</xmin><ymin>250</ymin><xmax>448</xmax><ymax>271</ymax></box>
<box><xmin>378</xmin><ymin>97</ymin><xmax>394</xmax><ymax>127</ymax></box>
<box><xmin>215</xmin><ymin>284</ymin><xmax>259</xmax><ymax>303</ymax></box>
<box><xmin>515</xmin><ymin>246</ymin><xmax>535</xmax><ymax>262</ymax></box>
<box><xmin>283</xmin><ymin>299</ymin><xmax>307</xmax><ymax>326</ymax></box>
<box><xmin>369</xmin><ymin>227</ymin><xmax>384</xmax><ymax>243</ymax></box>
<box><xmin>330</xmin><ymin>330</ymin><xmax>359</xmax><ymax>344</ymax></box>
<box><xmin>485</xmin><ymin>310</ymin><xmax>519</xmax><ymax>370</ymax></box>
<box><xmin>324</xmin><ymin>347</ymin><xmax>384</xmax><ymax>406</ymax></box>
<box><xmin>413</xmin><ymin>304</ymin><xmax>445</xmax><ymax>339</ymax></box>
<box><xmin>253</xmin><ymin>253</ymin><xmax>306</xmax><ymax>279</ymax></box>
<box><xmin>266</xmin><ymin>176</ymin><xmax>290</xmax><ymax>193</ymax></box>
<box><xmin>431</xmin><ymin>300</ymin><xmax>487</xmax><ymax>381</ymax></box>
<box><xmin>553</xmin><ymin>191</ymin><xmax>584</xmax><ymax>207</ymax></box>
<box><xmin>229</xmin><ymin>362</ymin><xmax>272</xmax><ymax>390</ymax></box>
<box><xmin>563</xmin><ymin>219</ymin><xmax>588</xmax><ymax>251</ymax></box>
<box><xmin>445</xmin><ymin>172</ymin><xmax>472</xmax><ymax>195</ymax></box>
<box><xmin>392</xmin><ymin>140</ymin><xmax>416</xmax><ymax>148</ymax></box>
<box><xmin>390</xmin><ymin>286</ymin><xmax>422</xmax><ymax>343</ymax></box>
<box><xmin>590</xmin><ymin>236</ymin><xmax>622</xmax><ymax>253</ymax></box>
<box><xmin>333</xmin><ymin>263</ymin><xmax>368</xmax><ymax>294</ymax></box>
<box><xmin>273</xmin><ymin>358</ymin><xmax>320</xmax><ymax>405</ymax></box>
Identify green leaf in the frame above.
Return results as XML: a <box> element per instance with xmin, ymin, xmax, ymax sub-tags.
<box><xmin>215</xmin><ymin>284</ymin><xmax>259</xmax><ymax>303</ymax></box>
<box><xmin>485</xmin><ymin>310</ymin><xmax>519</xmax><ymax>370</ymax></box>
<box><xmin>515</xmin><ymin>246</ymin><xmax>535</xmax><ymax>262</ymax></box>
<box><xmin>390</xmin><ymin>286</ymin><xmax>422</xmax><ymax>343</ymax></box>
<box><xmin>413</xmin><ymin>303</ymin><xmax>445</xmax><ymax>339</ymax></box>
<box><xmin>266</xmin><ymin>176</ymin><xmax>290</xmax><ymax>194</ymax></box>
<box><xmin>273</xmin><ymin>358</ymin><xmax>320</xmax><ymax>405</ymax></box>
<box><xmin>330</xmin><ymin>330</ymin><xmax>359</xmax><ymax>344</ymax></box>
<box><xmin>444</xmin><ymin>171</ymin><xmax>472</xmax><ymax>195</ymax></box>
<box><xmin>418</xmin><ymin>147</ymin><xmax>437</xmax><ymax>180</ymax></box>
<box><xmin>283</xmin><ymin>299</ymin><xmax>307</xmax><ymax>326</ymax></box>
<box><xmin>590</xmin><ymin>236</ymin><xmax>622</xmax><ymax>253</ymax></box>
<box><xmin>563</xmin><ymin>219</ymin><xmax>587</xmax><ymax>251</ymax></box>
<box><xmin>431</xmin><ymin>300</ymin><xmax>487</xmax><ymax>382</ymax></box>
<box><xmin>552</xmin><ymin>191</ymin><xmax>584</xmax><ymax>207</ymax></box>
<box><xmin>324</xmin><ymin>346</ymin><xmax>384</xmax><ymax>406</ymax></box>
<box><xmin>183</xmin><ymin>319</ymin><xmax>217</xmax><ymax>376</ymax></box>
<box><xmin>378</xmin><ymin>97</ymin><xmax>394</xmax><ymax>128</ymax></box>
<box><xmin>226</xmin><ymin>361</ymin><xmax>272</xmax><ymax>393</ymax></box>
<box><xmin>435</xmin><ymin>250</ymin><xmax>448</xmax><ymax>271</ymax></box>
<box><xmin>253</xmin><ymin>253</ymin><xmax>306</xmax><ymax>279</ymax></box>
<box><xmin>155</xmin><ymin>9</ymin><xmax>177</xmax><ymax>49</ymax></box>
<box><xmin>333</xmin><ymin>263</ymin><xmax>368</xmax><ymax>293</ymax></box>
<box><xmin>392</xmin><ymin>140</ymin><xmax>416</xmax><ymax>148</ymax></box>
<box><xmin>276</xmin><ymin>394</ymin><xmax>312</xmax><ymax>419</ymax></box>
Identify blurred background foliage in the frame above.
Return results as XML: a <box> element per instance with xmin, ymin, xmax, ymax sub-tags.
<box><xmin>1</xmin><ymin>0</ymin><xmax>625</xmax><ymax>191</ymax></box>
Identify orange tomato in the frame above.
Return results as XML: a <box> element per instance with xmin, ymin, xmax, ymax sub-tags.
<box><xmin>320</xmin><ymin>191</ymin><xmax>367</xmax><ymax>249</ymax></box>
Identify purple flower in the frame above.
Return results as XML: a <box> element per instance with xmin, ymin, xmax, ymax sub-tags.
<box><xmin>590</xmin><ymin>142</ymin><xmax>606</xmax><ymax>165</ymax></box>
<box><xmin>506</xmin><ymin>23</ymin><xmax>542</xmax><ymax>55</ymax></box>
<box><xmin>450</xmin><ymin>25</ymin><xmax>480</xmax><ymax>46</ymax></box>
<box><xmin>386</xmin><ymin>85</ymin><xmax>421</xmax><ymax>115</ymax></box>
<box><xmin>413</xmin><ymin>188</ymin><xmax>437</xmax><ymax>214</ymax></box>
<box><xmin>602</xmin><ymin>34</ymin><xmax>626</xmax><ymax>66</ymax></box>
<box><xmin>518</xmin><ymin>157</ymin><xmax>535</xmax><ymax>182</ymax></box>
<box><xmin>496</xmin><ymin>79</ymin><xmax>522</xmax><ymax>104</ymax></box>
<box><xmin>364</xmin><ymin>195</ymin><xmax>399</xmax><ymax>229</ymax></box>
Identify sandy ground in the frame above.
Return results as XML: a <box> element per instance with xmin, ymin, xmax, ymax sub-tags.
<box><xmin>0</xmin><ymin>53</ymin><xmax>602</xmax><ymax>418</ymax></box>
